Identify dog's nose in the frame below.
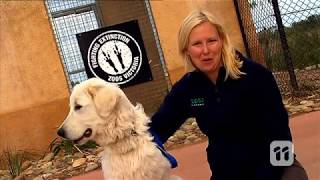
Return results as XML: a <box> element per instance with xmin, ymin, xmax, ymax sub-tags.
<box><xmin>57</xmin><ymin>128</ymin><xmax>66</xmax><ymax>138</ymax></box>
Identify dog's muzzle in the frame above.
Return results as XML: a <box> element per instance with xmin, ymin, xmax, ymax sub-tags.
<box><xmin>74</xmin><ymin>128</ymin><xmax>92</xmax><ymax>144</ymax></box>
<box><xmin>57</xmin><ymin>128</ymin><xmax>92</xmax><ymax>144</ymax></box>
<box><xmin>57</xmin><ymin>128</ymin><xmax>66</xmax><ymax>138</ymax></box>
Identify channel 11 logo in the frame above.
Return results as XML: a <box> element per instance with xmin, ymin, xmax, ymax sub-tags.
<box><xmin>270</xmin><ymin>141</ymin><xmax>294</xmax><ymax>166</ymax></box>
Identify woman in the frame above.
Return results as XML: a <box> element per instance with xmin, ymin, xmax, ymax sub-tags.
<box><xmin>150</xmin><ymin>10</ymin><xmax>302</xmax><ymax>180</ymax></box>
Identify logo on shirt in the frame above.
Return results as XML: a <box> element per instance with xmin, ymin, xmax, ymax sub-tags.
<box><xmin>190</xmin><ymin>97</ymin><xmax>205</xmax><ymax>107</ymax></box>
<box><xmin>270</xmin><ymin>140</ymin><xmax>294</xmax><ymax>166</ymax></box>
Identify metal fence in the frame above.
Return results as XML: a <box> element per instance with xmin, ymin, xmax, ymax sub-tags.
<box><xmin>45</xmin><ymin>0</ymin><xmax>101</xmax><ymax>89</ymax></box>
<box><xmin>235</xmin><ymin>0</ymin><xmax>320</xmax><ymax>95</ymax></box>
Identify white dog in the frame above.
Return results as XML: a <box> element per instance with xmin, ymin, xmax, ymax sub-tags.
<box><xmin>57</xmin><ymin>78</ymin><xmax>180</xmax><ymax>180</ymax></box>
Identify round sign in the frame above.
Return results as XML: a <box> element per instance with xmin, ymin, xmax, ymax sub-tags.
<box><xmin>87</xmin><ymin>30</ymin><xmax>142</xmax><ymax>84</ymax></box>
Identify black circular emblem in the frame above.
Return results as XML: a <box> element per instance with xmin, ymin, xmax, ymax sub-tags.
<box><xmin>87</xmin><ymin>30</ymin><xmax>142</xmax><ymax>84</ymax></box>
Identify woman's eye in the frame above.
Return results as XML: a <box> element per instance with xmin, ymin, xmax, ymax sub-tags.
<box><xmin>74</xmin><ymin>104</ymin><xmax>82</xmax><ymax>111</ymax></box>
<box><xmin>208</xmin><ymin>39</ymin><xmax>217</xmax><ymax>43</ymax></box>
<box><xmin>192</xmin><ymin>42</ymin><xmax>201</xmax><ymax>46</ymax></box>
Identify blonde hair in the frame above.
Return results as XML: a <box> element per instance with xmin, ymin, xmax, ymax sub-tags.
<box><xmin>178</xmin><ymin>10</ymin><xmax>245</xmax><ymax>80</ymax></box>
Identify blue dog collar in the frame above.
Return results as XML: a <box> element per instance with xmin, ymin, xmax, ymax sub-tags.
<box><xmin>149</xmin><ymin>130</ymin><xmax>178</xmax><ymax>168</ymax></box>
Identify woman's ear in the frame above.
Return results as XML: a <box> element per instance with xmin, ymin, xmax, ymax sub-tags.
<box><xmin>185</xmin><ymin>48</ymin><xmax>190</xmax><ymax>56</ymax></box>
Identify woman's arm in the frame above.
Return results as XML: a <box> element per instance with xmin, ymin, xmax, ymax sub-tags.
<box><xmin>149</xmin><ymin>81</ymin><xmax>192</xmax><ymax>143</ymax></box>
<box><xmin>253</xmin><ymin>67</ymin><xmax>292</xmax><ymax>180</ymax></box>
<box><xmin>258</xmin><ymin>69</ymin><xmax>292</xmax><ymax>142</ymax></box>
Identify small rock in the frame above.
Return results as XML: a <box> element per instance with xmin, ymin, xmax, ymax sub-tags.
<box><xmin>290</xmin><ymin>111</ymin><xmax>298</xmax><ymax>115</ymax></box>
<box><xmin>40</xmin><ymin>161</ymin><xmax>53</xmax><ymax>169</ymax></box>
<box><xmin>13</xmin><ymin>174</ymin><xmax>25</xmax><ymax>180</ymax></box>
<box><xmin>43</xmin><ymin>152</ymin><xmax>55</xmax><ymax>162</ymax></box>
<box><xmin>25</xmin><ymin>169</ymin><xmax>34</xmax><ymax>175</ymax></box>
<box><xmin>32</xmin><ymin>176</ymin><xmax>44</xmax><ymax>180</ymax></box>
<box><xmin>191</xmin><ymin>121</ymin><xmax>198</xmax><ymax>126</ymax></box>
<box><xmin>167</xmin><ymin>136</ymin><xmax>175</xmax><ymax>141</ymax></box>
<box><xmin>33</xmin><ymin>168</ymin><xmax>43</xmax><ymax>176</ymax></box>
<box><xmin>183</xmin><ymin>139</ymin><xmax>192</xmax><ymax>145</ymax></box>
<box><xmin>41</xmin><ymin>173</ymin><xmax>52</xmax><ymax>179</ymax></box>
<box><xmin>174</xmin><ymin>130</ymin><xmax>186</xmax><ymax>140</ymax></box>
<box><xmin>282</xmin><ymin>99</ymin><xmax>289</xmax><ymax>105</ymax></box>
<box><xmin>306</xmin><ymin>95</ymin><xmax>316</xmax><ymax>99</ymax></box>
<box><xmin>64</xmin><ymin>155</ymin><xmax>74</xmax><ymax>165</ymax></box>
<box><xmin>53</xmin><ymin>159</ymin><xmax>65</xmax><ymax>169</ymax></box>
<box><xmin>302</xmin><ymin>107</ymin><xmax>313</xmax><ymax>113</ymax></box>
<box><xmin>299</xmin><ymin>100</ymin><xmax>314</xmax><ymax>106</ymax></box>
<box><xmin>311</xmin><ymin>102</ymin><xmax>320</xmax><ymax>108</ymax></box>
<box><xmin>0</xmin><ymin>175</ymin><xmax>12</xmax><ymax>180</ymax></box>
<box><xmin>72</xmin><ymin>158</ymin><xmax>87</xmax><ymax>168</ymax></box>
<box><xmin>289</xmin><ymin>105</ymin><xmax>310</xmax><ymax>112</ymax></box>
<box><xmin>48</xmin><ymin>168</ymin><xmax>58</xmax><ymax>174</ymax></box>
<box><xmin>86</xmin><ymin>155</ymin><xmax>97</xmax><ymax>162</ymax></box>
<box><xmin>85</xmin><ymin>162</ymin><xmax>99</xmax><ymax>172</ymax></box>
<box><xmin>194</xmin><ymin>137</ymin><xmax>203</xmax><ymax>142</ymax></box>
<box><xmin>21</xmin><ymin>160</ymin><xmax>32</xmax><ymax>171</ymax></box>
<box><xmin>186</xmin><ymin>134</ymin><xmax>198</xmax><ymax>141</ymax></box>
<box><xmin>185</xmin><ymin>118</ymin><xmax>195</xmax><ymax>124</ymax></box>
<box><xmin>182</xmin><ymin>125</ymin><xmax>194</xmax><ymax>131</ymax></box>
<box><xmin>74</xmin><ymin>152</ymin><xmax>85</xmax><ymax>158</ymax></box>
<box><xmin>38</xmin><ymin>159</ymin><xmax>46</xmax><ymax>164</ymax></box>
<box><xmin>305</xmin><ymin>65</ymin><xmax>317</xmax><ymax>70</ymax></box>
<box><xmin>67</xmin><ymin>166</ymin><xmax>73</xmax><ymax>171</ymax></box>
<box><xmin>313</xmin><ymin>107</ymin><xmax>320</xmax><ymax>111</ymax></box>
<box><xmin>0</xmin><ymin>170</ymin><xmax>10</xmax><ymax>176</ymax></box>
<box><xmin>288</xmin><ymin>108</ymin><xmax>298</xmax><ymax>113</ymax></box>
<box><xmin>165</xmin><ymin>140</ymin><xmax>174</xmax><ymax>147</ymax></box>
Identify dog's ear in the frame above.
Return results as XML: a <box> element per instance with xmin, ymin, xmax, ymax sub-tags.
<box><xmin>87</xmin><ymin>85</ymin><xmax>102</xmax><ymax>98</ymax></box>
<box><xmin>87</xmin><ymin>85</ymin><xmax>119</xmax><ymax>117</ymax></box>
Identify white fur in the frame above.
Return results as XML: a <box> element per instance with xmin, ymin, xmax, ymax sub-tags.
<box><xmin>58</xmin><ymin>78</ymin><xmax>181</xmax><ymax>180</ymax></box>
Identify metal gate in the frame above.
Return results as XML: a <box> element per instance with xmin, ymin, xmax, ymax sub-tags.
<box><xmin>234</xmin><ymin>0</ymin><xmax>320</xmax><ymax>95</ymax></box>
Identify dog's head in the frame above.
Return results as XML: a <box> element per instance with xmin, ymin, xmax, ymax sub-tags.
<box><xmin>57</xmin><ymin>78</ymin><xmax>136</xmax><ymax>145</ymax></box>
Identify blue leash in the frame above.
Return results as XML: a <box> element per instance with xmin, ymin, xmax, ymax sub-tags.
<box><xmin>149</xmin><ymin>130</ymin><xmax>178</xmax><ymax>168</ymax></box>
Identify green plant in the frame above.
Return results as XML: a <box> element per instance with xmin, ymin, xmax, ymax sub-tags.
<box><xmin>78</xmin><ymin>140</ymin><xmax>98</xmax><ymax>149</ymax></box>
<box><xmin>49</xmin><ymin>138</ymin><xmax>74</xmax><ymax>156</ymax></box>
<box><xmin>258</xmin><ymin>14</ymin><xmax>320</xmax><ymax>71</ymax></box>
<box><xmin>1</xmin><ymin>148</ymin><xmax>25</xmax><ymax>178</ymax></box>
<box><xmin>49</xmin><ymin>138</ymin><xmax>98</xmax><ymax>156</ymax></box>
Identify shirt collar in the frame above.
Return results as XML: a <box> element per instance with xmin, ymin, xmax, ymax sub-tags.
<box><xmin>194</xmin><ymin>66</ymin><xmax>227</xmax><ymax>85</ymax></box>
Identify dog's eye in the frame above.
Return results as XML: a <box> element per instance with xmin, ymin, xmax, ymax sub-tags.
<box><xmin>74</xmin><ymin>104</ymin><xmax>82</xmax><ymax>111</ymax></box>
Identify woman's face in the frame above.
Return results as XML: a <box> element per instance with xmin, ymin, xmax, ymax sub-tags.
<box><xmin>186</xmin><ymin>22</ymin><xmax>223</xmax><ymax>75</ymax></box>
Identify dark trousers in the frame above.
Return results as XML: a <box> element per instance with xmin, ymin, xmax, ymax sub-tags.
<box><xmin>282</xmin><ymin>159</ymin><xmax>308</xmax><ymax>180</ymax></box>
<box><xmin>210</xmin><ymin>159</ymin><xmax>308</xmax><ymax>180</ymax></box>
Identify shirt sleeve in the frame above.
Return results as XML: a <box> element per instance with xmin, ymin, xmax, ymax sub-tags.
<box><xmin>149</xmin><ymin>82</ymin><xmax>192</xmax><ymax>143</ymax></box>
<box><xmin>254</xmin><ymin>68</ymin><xmax>292</xmax><ymax>179</ymax></box>
<box><xmin>258</xmin><ymin>69</ymin><xmax>292</xmax><ymax>142</ymax></box>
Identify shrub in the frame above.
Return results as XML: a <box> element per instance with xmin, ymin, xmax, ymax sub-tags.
<box><xmin>1</xmin><ymin>148</ymin><xmax>25</xmax><ymax>178</ymax></box>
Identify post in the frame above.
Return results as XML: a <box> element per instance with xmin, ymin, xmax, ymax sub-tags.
<box><xmin>271</xmin><ymin>0</ymin><xmax>299</xmax><ymax>91</ymax></box>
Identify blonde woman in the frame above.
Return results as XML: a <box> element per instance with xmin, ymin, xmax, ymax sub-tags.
<box><xmin>150</xmin><ymin>10</ymin><xmax>306</xmax><ymax>180</ymax></box>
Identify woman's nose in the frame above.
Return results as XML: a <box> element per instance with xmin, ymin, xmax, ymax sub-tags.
<box><xmin>202</xmin><ymin>43</ymin><xmax>209</xmax><ymax>54</ymax></box>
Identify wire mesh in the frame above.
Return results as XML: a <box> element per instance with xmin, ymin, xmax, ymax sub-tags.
<box><xmin>46</xmin><ymin>0</ymin><xmax>95</xmax><ymax>13</ymax></box>
<box><xmin>236</xmin><ymin>0</ymin><xmax>320</xmax><ymax>95</ymax></box>
<box><xmin>45</xmin><ymin>0</ymin><xmax>100</xmax><ymax>88</ymax></box>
